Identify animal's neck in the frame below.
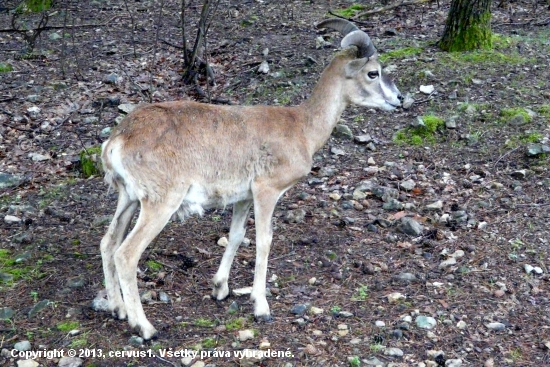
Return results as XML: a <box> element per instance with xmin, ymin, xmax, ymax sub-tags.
<box><xmin>299</xmin><ymin>58</ymin><xmax>349</xmax><ymax>155</ymax></box>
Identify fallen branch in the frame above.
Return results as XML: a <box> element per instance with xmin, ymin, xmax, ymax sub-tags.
<box><xmin>354</xmin><ymin>0</ymin><xmax>432</xmax><ymax>18</ymax></box>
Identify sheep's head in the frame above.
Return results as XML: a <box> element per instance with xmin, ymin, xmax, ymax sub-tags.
<box><xmin>317</xmin><ymin>19</ymin><xmax>402</xmax><ymax>111</ymax></box>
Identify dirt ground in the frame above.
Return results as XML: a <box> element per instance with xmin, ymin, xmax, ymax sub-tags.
<box><xmin>1</xmin><ymin>0</ymin><xmax>550</xmax><ymax>366</ymax></box>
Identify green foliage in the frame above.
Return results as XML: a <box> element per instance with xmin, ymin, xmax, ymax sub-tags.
<box><xmin>194</xmin><ymin>318</ymin><xmax>215</xmax><ymax>328</ymax></box>
<box><xmin>145</xmin><ymin>260</ymin><xmax>162</xmax><ymax>272</ymax></box>
<box><xmin>0</xmin><ymin>63</ymin><xmax>13</xmax><ymax>73</ymax></box>
<box><xmin>519</xmin><ymin>132</ymin><xmax>543</xmax><ymax>143</ymax></box>
<box><xmin>57</xmin><ymin>321</ymin><xmax>80</xmax><ymax>332</ymax></box>
<box><xmin>0</xmin><ymin>250</ymin><xmax>46</xmax><ymax>287</ymax></box>
<box><xmin>536</xmin><ymin>105</ymin><xmax>550</xmax><ymax>117</ymax></box>
<box><xmin>349</xmin><ymin>355</ymin><xmax>361</xmax><ymax>367</ymax></box>
<box><xmin>16</xmin><ymin>0</ymin><xmax>52</xmax><ymax>13</ymax></box>
<box><xmin>333</xmin><ymin>4</ymin><xmax>366</xmax><ymax>18</ymax></box>
<box><xmin>202</xmin><ymin>337</ymin><xmax>216</xmax><ymax>348</ymax></box>
<box><xmin>369</xmin><ymin>344</ymin><xmax>385</xmax><ymax>352</ymax></box>
<box><xmin>79</xmin><ymin>146</ymin><xmax>102</xmax><ymax>178</ymax></box>
<box><xmin>500</xmin><ymin>107</ymin><xmax>532</xmax><ymax>123</ymax></box>
<box><xmin>351</xmin><ymin>284</ymin><xmax>369</xmax><ymax>301</ymax></box>
<box><xmin>394</xmin><ymin>115</ymin><xmax>445</xmax><ymax>146</ymax></box>
<box><xmin>225</xmin><ymin>317</ymin><xmax>246</xmax><ymax>331</ymax></box>
<box><xmin>330</xmin><ymin>305</ymin><xmax>342</xmax><ymax>314</ymax></box>
<box><xmin>379</xmin><ymin>47</ymin><xmax>423</xmax><ymax>63</ymax></box>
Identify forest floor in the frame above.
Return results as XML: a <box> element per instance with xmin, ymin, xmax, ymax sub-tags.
<box><xmin>1</xmin><ymin>0</ymin><xmax>550</xmax><ymax>366</ymax></box>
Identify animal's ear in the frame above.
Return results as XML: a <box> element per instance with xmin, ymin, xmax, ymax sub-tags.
<box><xmin>344</xmin><ymin>58</ymin><xmax>368</xmax><ymax>78</ymax></box>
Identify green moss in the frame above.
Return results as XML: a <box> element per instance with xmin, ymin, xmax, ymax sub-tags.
<box><xmin>536</xmin><ymin>105</ymin><xmax>550</xmax><ymax>117</ymax></box>
<box><xmin>445</xmin><ymin>50</ymin><xmax>527</xmax><ymax>65</ymax></box>
<box><xmin>519</xmin><ymin>132</ymin><xmax>543</xmax><ymax>143</ymax></box>
<box><xmin>57</xmin><ymin>321</ymin><xmax>80</xmax><ymax>332</ymax></box>
<box><xmin>16</xmin><ymin>0</ymin><xmax>51</xmax><ymax>13</ymax></box>
<box><xmin>500</xmin><ymin>107</ymin><xmax>532</xmax><ymax>123</ymax></box>
<box><xmin>202</xmin><ymin>337</ymin><xmax>216</xmax><ymax>348</ymax></box>
<box><xmin>394</xmin><ymin>115</ymin><xmax>445</xmax><ymax>146</ymax></box>
<box><xmin>145</xmin><ymin>260</ymin><xmax>162</xmax><ymax>272</ymax></box>
<box><xmin>79</xmin><ymin>146</ymin><xmax>102</xmax><ymax>178</ymax></box>
<box><xmin>0</xmin><ymin>63</ymin><xmax>13</xmax><ymax>73</ymax></box>
<box><xmin>333</xmin><ymin>4</ymin><xmax>366</xmax><ymax>18</ymax></box>
<box><xmin>225</xmin><ymin>317</ymin><xmax>246</xmax><ymax>331</ymax></box>
<box><xmin>379</xmin><ymin>47</ymin><xmax>424</xmax><ymax>63</ymax></box>
<box><xmin>440</xmin><ymin>11</ymin><xmax>492</xmax><ymax>52</ymax></box>
<box><xmin>194</xmin><ymin>318</ymin><xmax>215</xmax><ymax>328</ymax></box>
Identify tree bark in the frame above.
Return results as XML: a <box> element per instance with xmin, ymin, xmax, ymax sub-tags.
<box><xmin>439</xmin><ymin>0</ymin><xmax>492</xmax><ymax>52</ymax></box>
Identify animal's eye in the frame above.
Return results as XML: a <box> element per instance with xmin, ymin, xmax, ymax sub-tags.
<box><xmin>367</xmin><ymin>71</ymin><xmax>379</xmax><ymax>79</ymax></box>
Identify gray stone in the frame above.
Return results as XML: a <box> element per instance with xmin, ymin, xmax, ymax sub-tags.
<box><xmin>26</xmin><ymin>94</ymin><xmax>40</xmax><ymax>102</ymax></box>
<box><xmin>140</xmin><ymin>290</ymin><xmax>154</xmax><ymax>303</ymax></box>
<box><xmin>227</xmin><ymin>301</ymin><xmax>239</xmax><ymax>314</ymax></box>
<box><xmin>90</xmin><ymin>297</ymin><xmax>109</xmax><ymax>312</ymax></box>
<box><xmin>354</xmin><ymin>134</ymin><xmax>372</xmax><ymax>144</ymax></box>
<box><xmin>402</xmin><ymin>93</ymin><xmax>414</xmax><ymax>109</ymax></box>
<box><xmin>415</xmin><ymin>315</ymin><xmax>437</xmax><ymax>329</ymax></box>
<box><xmin>290</xmin><ymin>304</ymin><xmax>308</xmax><ymax>316</ymax></box>
<box><xmin>384</xmin><ymin>347</ymin><xmax>404</xmax><ymax>357</ymax></box>
<box><xmin>371</xmin><ymin>186</ymin><xmax>398</xmax><ymax>202</ymax></box>
<box><xmin>445</xmin><ymin>359</ymin><xmax>462</xmax><ymax>367</ymax></box>
<box><xmin>128</xmin><ymin>335</ymin><xmax>143</xmax><ymax>346</ymax></box>
<box><xmin>17</xmin><ymin>360</ymin><xmax>38</xmax><ymax>367</ymax></box>
<box><xmin>14</xmin><ymin>340</ymin><xmax>32</xmax><ymax>351</ymax></box>
<box><xmin>383</xmin><ymin>198</ymin><xmax>404</xmax><ymax>210</ymax></box>
<box><xmin>439</xmin><ymin>257</ymin><xmax>457</xmax><ymax>269</ymax></box>
<box><xmin>394</xmin><ymin>272</ymin><xmax>417</xmax><ymax>282</ymax></box>
<box><xmin>284</xmin><ymin>209</ymin><xmax>306</xmax><ymax>223</ymax></box>
<box><xmin>15</xmin><ymin>252</ymin><xmax>31</xmax><ymax>263</ymax></box>
<box><xmin>58</xmin><ymin>357</ymin><xmax>84</xmax><ymax>367</ymax></box>
<box><xmin>363</xmin><ymin>356</ymin><xmax>385</xmax><ymax>366</ymax></box>
<box><xmin>426</xmin><ymin>200</ymin><xmax>443</xmax><ymax>210</ymax></box>
<box><xmin>399</xmin><ymin>217</ymin><xmax>423</xmax><ymax>236</ymax></box>
<box><xmin>526</xmin><ymin>143</ymin><xmax>550</xmax><ymax>157</ymax></box>
<box><xmin>118</xmin><ymin>103</ymin><xmax>138</xmax><ymax>114</ymax></box>
<box><xmin>390</xmin><ymin>329</ymin><xmax>403</xmax><ymax>339</ymax></box>
<box><xmin>400</xmin><ymin>179</ymin><xmax>416</xmax><ymax>191</ymax></box>
<box><xmin>332</xmin><ymin>124</ymin><xmax>353</xmax><ymax>140</ymax></box>
<box><xmin>446</xmin><ymin>115</ymin><xmax>458</xmax><ymax>129</ymax></box>
<box><xmin>318</xmin><ymin>166</ymin><xmax>337</xmax><ymax>177</ymax></box>
<box><xmin>509</xmin><ymin>114</ymin><xmax>526</xmax><ymax>126</ymax></box>
<box><xmin>330</xmin><ymin>147</ymin><xmax>345</xmax><ymax>156</ymax></box>
<box><xmin>28</xmin><ymin>300</ymin><xmax>50</xmax><ymax>318</ymax></box>
<box><xmin>159</xmin><ymin>291</ymin><xmax>171</xmax><ymax>303</ymax></box>
<box><xmin>104</xmin><ymin>73</ymin><xmax>119</xmax><ymax>84</ymax></box>
<box><xmin>100</xmin><ymin>127</ymin><xmax>112</xmax><ymax>139</ymax></box>
<box><xmin>66</xmin><ymin>278</ymin><xmax>85</xmax><ymax>288</ymax></box>
<box><xmin>83</xmin><ymin>116</ymin><xmax>98</xmax><ymax>124</ymax></box>
<box><xmin>338</xmin><ymin>311</ymin><xmax>354</xmax><ymax>317</ymax></box>
<box><xmin>4</xmin><ymin>215</ymin><xmax>22</xmax><ymax>224</ymax></box>
<box><xmin>486</xmin><ymin>322</ymin><xmax>506</xmax><ymax>331</ymax></box>
<box><xmin>0</xmin><ymin>307</ymin><xmax>15</xmax><ymax>320</ymax></box>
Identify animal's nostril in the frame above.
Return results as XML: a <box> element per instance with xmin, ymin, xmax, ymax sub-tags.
<box><xmin>398</xmin><ymin>93</ymin><xmax>404</xmax><ymax>101</ymax></box>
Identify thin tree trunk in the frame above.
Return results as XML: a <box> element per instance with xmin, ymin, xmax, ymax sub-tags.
<box><xmin>439</xmin><ymin>0</ymin><xmax>492</xmax><ymax>52</ymax></box>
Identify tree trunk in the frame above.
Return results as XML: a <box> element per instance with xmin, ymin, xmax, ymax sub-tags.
<box><xmin>439</xmin><ymin>0</ymin><xmax>492</xmax><ymax>52</ymax></box>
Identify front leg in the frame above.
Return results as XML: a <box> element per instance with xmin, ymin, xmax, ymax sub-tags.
<box><xmin>250</xmin><ymin>185</ymin><xmax>281</xmax><ymax>321</ymax></box>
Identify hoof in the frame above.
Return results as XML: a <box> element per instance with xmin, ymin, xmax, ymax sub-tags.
<box><xmin>132</xmin><ymin>324</ymin><xmax>158</xmax><ymax>341</ymax></box>
<box><xmin>211</xmin><ymin>293</ymin><xmax>230</xmax><ymax>302</ymax></box>
<box><xmin>254</xmin><ymin>314</ymin><xmax>273</xmax><ymax>323</ymax></box>
<box><xmin>112</xmin><ymin>307</ymin><xmax>127</xmax><ymax>320</ymax></box>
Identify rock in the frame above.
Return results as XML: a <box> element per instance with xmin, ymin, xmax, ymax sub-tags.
<box><xmin>445</xmin><ymin>359</ymin><xmax>462</xmax><ymax>367</ymax></box>
<box><xmin>402</xmin><ymin>93</ymin><xmax>415</xmax><ymax>109</ymax></box>
<box><xmin>511</xmin><ymin>170</ymin><xmax>526</xmax><ymax>179</ymax></box>
<box><xmin>416</xmin><ymin>316</ymin><xmax>437</xmax><ymax>329</ymax></box>
<box><xmin>395</xmin><ymin>272</ymin><xmax>417</xmax><ymax>282</ymax></box>
<box><xmin>290</xmin><ymin>304</ymin><xmax>308</xmax><ymax>316</ymax></box>
<box><xmin>17</xmin><ymin>361</ymin><xmax>39</xmax><ymax>367</ymax></box>
<box><xmin>330</xmin><ymin>147</ymin><xmax>345</xmax><ymax>156</ymax></box>
<box><xmin>390</xmin><ymin>329</ymin><xmax>403</xmax><ymax>339</ymax></box>
<box><xmin>446</xmin><ymin>115</ymin><xmax>458</xmax><ymax>129</ymax></box>
<box><xmin>318</xmin><ymin>166</ymin><xmax>337</xmax><ymax>177</ymax></box>
<box><xmin>310</xmin><ymin>306</ymin><xmax>324</xmax><ymax>315</ymax></box>
<box><xmin>486</xmin><ymin>322</ymin><xmax>506</xmax><ymax>331</ymax></box>
<box><xmin>257</xmin><ymin>60</ymin><xmax>269</xmax><ymax>74</ymax></box>
<box><xmin>27</xmin><ymin>106</ymin><xmax>41</xmax><ymax>118</ymax></box>
<box><xmin>104</xmin><ymin>73</ymin><xmax>119</xmax><ymax>84</ymax></box>
<box><xmin>371</xmin><ymin>186</ymin><xmax>398</xmax><ymax>202</ymax></box>
<box><xmin>533</xmin><ymin>266</ymin><xmax>543</xmax><ymax>274</ymax></box>
<box><xmin>217</xmin><ymin>237</ymin><xmax>229</xmax><ymax>247</ymax></box>
<box><xmin>14</xmin><ymin>340</ymin><xmax>32</xmax><ymax>351</ymax></box>
<box><xmin>128</xmin><ymin>335</ymin><xmax>143</xmax><ymax>346</ymax></box>
<box><xmin>363</xmin><ymin>356</ymin><xmax>385</xmax><ymax>366</ymax></box>
<box><xmin>352</xmin><ymin>189</ymin><xmax>366</xmax><ymax>201</ymax></box>
<box><xmin>456</xmin><ymin>320</ymin><xmax>467</xmax><ymax>329</ymax></box>
<box><xmin>238</xmin><ymin>329</ymin><xmax>255</xmax><ymax>341</ymax></box>
<box><xmin>191</xmin><ymin>362</ymin><xmax>205</xmax><ymax>367</ymax></box>
<box><xmin>0</xmin><ymin>173</ymin><xmax>24</xmax><ymax>189</ymax></box>
<box><xmin>399</xmin><ymin>217</ymin><xmax>423</xmax><ymax>236</ymax></box>
<box><xmin>28</xmin><ymin>299</ymin><xmax>50</xmax><ymax>318</ymax></box>
<box><xmin>259</xmin><ymin>340</ymin><xmax>271</xmax><ymax>349</ymax></box>
<box><xmin>509</xmin><ymin>114</ymin><xmax>526</xmax><ymax>126</ymax></box>
<box><xmin>328</xmin><ymin>192</ymin><xmax>341</xmax><ymax>201</ymax></box>
<box><xmin>383</xmin><ymin>198</ymin><xmax>404</xmax><ymax>211</ymax></box>
<box><xmin>91</xmin><ymin>297</ymin><xmax>109</xmax><ymax>312</ymax></box>
<box><xmin>4</xmin><ymin>215</ymin><xmax>22</xmax><ymax>224</ymax></box>
<box><xmin>384</xmin><ymin>347</ymin><xmax>404</xmax><ymax>357</ymax></box>
<box><xmin>426</xmin><ymin>200</ymin><xmax>443</xmax><ymax>210</ymax></box>
<box><xmin>284</xmin><ymin>209</ymin><xmax>306</xmax><ymax>223</ymax></box>
<box><xmin>400</xmin><ymin>179</ymin><xmax>416</xmax><ymax>191</ymax></box>
<box><xmin>0</xmin><ymin>307</ymin><xmax>15</xmax><ymax>320</ymax></box>
<box><xmin>439</xmin><ymin>257</ymin><xmax>457</xmax><ymax>269</ymax></box>
<box><xmin>140</xmin><ymin>290</ymin><xmax>154</xmax><ymax>303</ymax></box>
<box><xmin>478</xmin><ymin>221</ymin><xmax>488</xmax><ymax>230</ymax></box>
<box><xmin>354</xmin><ymin>134</ymin><xmax>372</xmax><ymax>144</ymax></box>
<box><xmin>159</xmin><ymin>291</ymin><xmax>170</xmax><ymax>303</ymax></box>
<box><xmin>333</xmin><ymin>124</ymin><xmax>353</xmax><ymax>140</ymax></box>
<box><xmin>83</xmin><ymin>116</ymin><xmax>99</xmax><ymax>124</ymax></box>
<box><xmin>58</xmin><ymin>357</ymin><xmax>84</xmax><ymax>367</ymax></box>
<box><xmin>118</xmin><ymin>103</ymin><xmax>137</xmax><ymax>114</ymax></box>
<box><xmin>386</xmin><ymin>292</ymin><xmax>406</xmax><ymax>303</ymax></box>
<box><xmin>484</xmin><ymin>358</ymin><xmax>495</xmax><ymax>367</ymax></box>
<box><xmin>338</xmin><ymin>311</ymin><xmax>354</xmax><ymax>318</ymax></box>
<box><xmin>181</xmin><ymin>356</ymin><xmax>194</xmax><ymax>366</ymax></box>
<box><xmin>375</xmin><ymin>320</ymin><xmax>386</xmax><ymax>327</ymax></box>
<box><xmin>100</xmin><ymin>127</ymin><xmax>112</xmax><ymax>139</ymax></box>
<box><xmin>526</xmin><ymin>143</ymin><xmax>550</xmax><ymax>157</ymax></box>
<box><xmin>308</xmin><ymin>277</ymin><xmax>317</xmax><ymax>285</ymax></box>
<box><xmin>232</xmin><ymin>286</ymin><xmax>252</xmax><ymax>296</ymax></box>
<box><xmin>419</xmin><ymin>85</ymin><xmax>434</xmax><ymax>94</ymax></box>
<box><xmin>524</xmin><ymin>264</ymin><xmax>534</xmax><ymax>274</ymax></box>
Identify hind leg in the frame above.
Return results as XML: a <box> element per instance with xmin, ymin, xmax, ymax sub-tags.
<box><xmin>212</xmin><ymin>200</ymin><xmax>253</xmax><ymax>300</ymax></box>
<box><xmin>100</xmin><ymin>188</ymin><xmax>138</xmax><ymax>320</ymax></box>
<box><xmin>114</xmin><ymin>194</ymin><xmax>184</xmax><ymax>340</ymax></box>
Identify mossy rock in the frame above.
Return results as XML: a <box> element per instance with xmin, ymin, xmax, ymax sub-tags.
<box><xmin>79</xmin><ymin>146</ymin><xmax>103</xmax><ymax>178</ymax></box>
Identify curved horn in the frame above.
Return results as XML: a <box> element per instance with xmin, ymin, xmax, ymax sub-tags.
<box><xmin>341</xmin><ymin>30</ymin><xmax>376</xmax><ymax>58</ymax></box>
<box><xmin>316</xmin><ymin>18</ymin><xmax>359</xmax><ymax>36</ymax></box>
<box><xmin>316</xmin><ymin>18</ymin><xmax>377</xmax><ymax>59</ymax></box>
